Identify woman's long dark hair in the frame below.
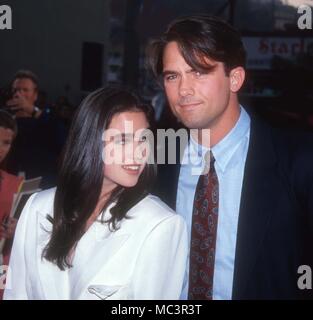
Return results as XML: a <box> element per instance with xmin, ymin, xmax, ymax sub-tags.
<box><xmin>43</xmin><ymin>86</ymin><xmax>156</xmax><ymax>270</ymax></box>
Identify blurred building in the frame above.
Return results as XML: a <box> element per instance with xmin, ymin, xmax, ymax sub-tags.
<box><xmin>0</xmin><ymin>0</ymin><xmax>111</xmax><ymax>105</ymax></box>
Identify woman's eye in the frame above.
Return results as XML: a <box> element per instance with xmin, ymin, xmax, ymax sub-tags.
<box><xmin>115</xmin><ymin>137</ymin><xmax>132</xmax><ymax>145</ymax></box>
<box><xmin>139</xmin><ymin>136</ymin><xmax>147</xmax><ymax>143</ymax></box>
<box><xmin>114</xmin><ymin>138</ymin><xmax>125</xmax><ymax>145</ymax></box>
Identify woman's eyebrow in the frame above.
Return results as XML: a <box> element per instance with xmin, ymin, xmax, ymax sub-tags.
<box><xmin>110</xmin><ymin>133</ymin><xmax>133</xmax><ymax>140</ymax></box>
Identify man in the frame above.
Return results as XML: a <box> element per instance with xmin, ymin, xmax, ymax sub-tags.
<box><xmin>6</xmin><ymin>70</ymin><xmax>42</xmax><ymax>119</ymax></box>
<box><xmin>148</xmin><ymin>15</ymin><xmax>313</xmax><ymax>299</ymax></box>
<box><xmin>5</xmin><ymin>70</ymin><xmax>58</xmax><ymax>188</ymax></box>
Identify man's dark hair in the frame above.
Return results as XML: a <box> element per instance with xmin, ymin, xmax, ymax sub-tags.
<box><xmin>147</xmin><ymin>14</ymin><xmax>246</xmax><ymax>78</ymax></box>
<box><xmin>12</xmin><ymin>69</ymin><xmax>39</xmax><ymax>90</ymax></box>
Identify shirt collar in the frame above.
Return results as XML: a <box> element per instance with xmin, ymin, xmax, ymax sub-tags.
<box><xmin>189</xmin><ymin>106</ymin><xmax>250</xmax><ymax>173</ymax></box>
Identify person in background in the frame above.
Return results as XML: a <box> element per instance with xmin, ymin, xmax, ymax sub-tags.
<box><xmin>0</xmin><ymin>110</ymin><xmax>24</xmax><ymax>299</ymax></box>
<box><xmin>6</xmin><ymin>70</ymin><xmax>41</xmax><ymax>119</ymax></box>
<box><xmin>5</xmin><ymin>70</ymin><xmax>60</xmax><ymax>188</ymax></box>
<box><xmin>4</xmin><ymin>86</ymin><xmax>187</xmax><ymax>300</ymax></box>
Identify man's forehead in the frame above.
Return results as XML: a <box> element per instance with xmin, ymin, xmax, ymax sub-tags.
<box><xmin>163</xmin><ymin>41</ymin><xmax>219</xmax><ymax>69</ymax></box>
<box><xmin>12</xmin><ymin>78</ymin><xmax>36</xmax><ymax>88</ymax></box>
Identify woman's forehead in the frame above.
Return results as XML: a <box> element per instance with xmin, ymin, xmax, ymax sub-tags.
<box><xmin>108</xmin><ymin>111</ymin><xmax>149</xmax><ymax>131</ymax></box>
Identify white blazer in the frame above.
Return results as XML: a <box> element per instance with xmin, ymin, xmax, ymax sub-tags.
<box><xmin>4</xmin><ymin>188</ymin><xmax>188</xmax><ymax>300</ymax></box>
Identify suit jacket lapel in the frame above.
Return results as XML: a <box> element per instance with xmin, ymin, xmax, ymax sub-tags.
<box><xmin>154</xmin><ymin>129</ymin><xmax>189</xmax><ymax>210</ymax></box>
<box><xmin>232</xmin><ymin>118</ymin><xmax>280</xmax><ymax>299</ymax></box>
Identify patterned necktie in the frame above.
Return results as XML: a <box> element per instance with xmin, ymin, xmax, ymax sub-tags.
<box><xmin>188</xmin><ymin>150</ymin><xmax>219</xmax><ymax>300</ymax></box>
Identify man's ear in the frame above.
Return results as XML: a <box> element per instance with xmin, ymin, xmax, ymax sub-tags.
<box><xmin>229</xmin><ymin>67</ymin><xmax>245</xmax><ymax>93</ymax></box>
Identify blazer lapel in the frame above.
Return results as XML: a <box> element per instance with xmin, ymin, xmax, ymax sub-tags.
<box><xmin>232</xmin><ymin>118</ymin><xmax>280</xmax><ymax>299</ymax></box>
<box><xmin>70</xmin><ymin>223</ymin><xmax>130</xmax><ymax>300</ymax></box>
<box><xmin>36</xmin><ymin>207</ymin><xmax>130</xmax><ymax>300</ymax></box>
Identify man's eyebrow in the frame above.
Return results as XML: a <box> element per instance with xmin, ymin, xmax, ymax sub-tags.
<box><xmin>188</xmin><ymin>63</ymin><xmax>218</xmax><ymax>73</ymax></box>
<box><xmin>162</xmin><ymin>64</ymin><xmax>218</xmax><ymax>77</ymax></box>
<box><xmin>162</xmin><ymin>70</ymin><xmax>178</xmax><ymax>77</ymax></box>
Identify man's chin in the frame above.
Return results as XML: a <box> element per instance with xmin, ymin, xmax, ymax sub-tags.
<box><xmin>180</xmin><ymin>118</ymin><xmax>207</xmax><ymax>130</ymax></box>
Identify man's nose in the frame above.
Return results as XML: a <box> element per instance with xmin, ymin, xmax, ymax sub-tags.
<box><xmin>13</xmin><ymin>89</ymin><xmax>22</xmax><ymax>98</ymax></box>
<box><xmin>179</xmin><ymin>76</ymin><xmax>194</xmax><ymax>96</ymax></box>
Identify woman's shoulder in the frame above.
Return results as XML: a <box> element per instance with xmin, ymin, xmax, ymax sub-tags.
<box><xmin>128</xmin><ymin>194</ymin><xmax>182</xmax><ymax>223</ymax></box>
<box><xmin>27</xmin><ymin>187</ymin><xmax>56</xmax><ymax>212</ymax></box>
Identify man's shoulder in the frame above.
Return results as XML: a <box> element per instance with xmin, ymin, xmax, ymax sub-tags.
<box><xmin>250</xmin><ymin>117</ymin><xmax>313</xmax><ymax>186</ymax></box>
<box><xmin>270</xmin><ymin>126</ymin><xmax>313</xmax><ymax>160</ymax></box>
<box><xmin>250</xmin><ymin>115</ymin><xmax>313</xmax><ymax>156</ymax></box>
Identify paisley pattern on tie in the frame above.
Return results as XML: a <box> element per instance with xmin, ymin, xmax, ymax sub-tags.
<box><xmin>188</xmin><ymin>151</ymin><xmax>219</xmax><ymax>300</ymax></box>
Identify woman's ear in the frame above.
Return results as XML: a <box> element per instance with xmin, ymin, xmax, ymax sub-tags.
<box><xmin>229</xmin><ymin>67</ymin><xmax>245</xmax><ymax>93</ymax></box>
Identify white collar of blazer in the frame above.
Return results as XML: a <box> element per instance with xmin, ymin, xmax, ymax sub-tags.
<box><xmin>36</xmin><ymin>203</ymin><xmax>130</xmax><ymax>300</ymax></box>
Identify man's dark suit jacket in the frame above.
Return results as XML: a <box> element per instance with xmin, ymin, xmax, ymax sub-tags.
<box><xmin>153</xmin><ymin>114</ymin><xmax>313</xmax><ymax>300</ymax></box>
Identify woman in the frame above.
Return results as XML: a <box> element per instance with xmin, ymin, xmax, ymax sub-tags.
<box><xmin>0</xmin><ymin>110</ymin><xmax>24</xmax><ymax>300</ymax></box>
<box><xmin>0</xmin><ymin>111</ymin><xmax>24</xmax><ymax>262</ymax></box>
<box><xmin>4</xmin><ymin>87</ymin><xmax>188</xmax><ymax>300</ymax></box>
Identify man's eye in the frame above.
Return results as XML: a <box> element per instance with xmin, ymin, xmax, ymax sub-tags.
<box><xmin>193</xmin><ymin>71</ymin><xmax>205</xmax><ymax>78</ymax></box>
<box><xmin>164</xmin><ymin>74</ymin><xmax>177</xmax><ymax>81</ymax></box>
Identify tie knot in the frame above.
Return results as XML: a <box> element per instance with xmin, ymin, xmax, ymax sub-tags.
<box><xmin>204</xmin><ymin>150</ymin><xmax>215</xmax><ymax>164</ymax></box>
<box><xmin>202</xmin><ymin>150</ymin><xmax>215</xmax><ymax>175</ymax></box>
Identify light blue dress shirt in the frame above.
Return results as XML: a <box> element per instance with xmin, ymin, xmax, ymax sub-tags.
<box><xmin>176</xmin><ymin>106</ymin><xmax>251</xmax><ymax>300</ymax></box>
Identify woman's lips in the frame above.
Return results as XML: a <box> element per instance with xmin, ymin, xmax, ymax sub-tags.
<box><xmin>122</xmin><ymin>165</ymin><xmax>141</xmax><ymax>175</ymax></box>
